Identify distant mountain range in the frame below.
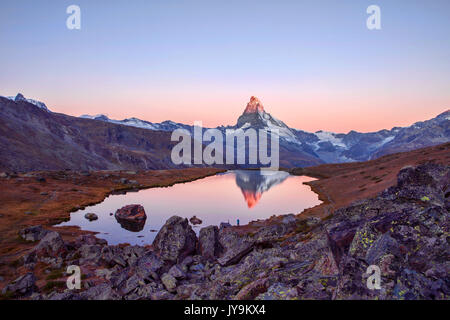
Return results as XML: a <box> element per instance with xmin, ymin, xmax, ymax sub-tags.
<box><xmin>0</xmin><ymin>94</ymin><xmax>180</xmax><ymax>172</ymax></box>
<box><xmin>80</xmin><ymin>95</ymin><xmax>450</xmax><ymax>164</ymax></box>
<box><xmin>0</xmin><ymin>93</ymin><xmax>448</xmax><ymax>171</ymax></box>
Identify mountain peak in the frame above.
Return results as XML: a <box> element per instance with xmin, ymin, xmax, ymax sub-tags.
<box><xmin>244</xmin><ymin>96</ymin><xmax>264</xmax><ymax>114</ymax></box>
<box><xmin>15</xmin><ymin>93</ymin><xmax>26</xmax><ymax>101</ymax></box>
<box><xmin>436</xmin><ymin>109</ymin><xmax>450</xmax><ymax>120</ymax></box>
<box><xmin>10</xmin><ymin>93</ymin><xmax>49</xmax><ymax>112</ymax></box>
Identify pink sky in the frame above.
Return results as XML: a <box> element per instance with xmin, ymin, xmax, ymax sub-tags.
<box><xmin>2</xmin><ymin>1</ymin><xmax>449</xmax><ymax>133</ymax></box>
<box><xmin>45</xmin><ymin>89</ymin><xmax>448</xmax><ymax>133</ymax></box>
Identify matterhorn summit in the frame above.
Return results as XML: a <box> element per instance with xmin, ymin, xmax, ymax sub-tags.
<box><xmin>235</xmin><ymin>96</ymin><xmax>298</xmax><ymax>141</ymax></box>
<box><xmin>243</xmin><ymin>96</ymin><xmax>265</xmax><ymax>114</ymax></box>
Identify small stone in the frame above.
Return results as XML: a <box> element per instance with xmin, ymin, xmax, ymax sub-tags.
<box><xmin>235</xmin><ymin>278</ymin><xmax>268</xmax><ymax>300</ymax></box>
<box><xmin>150</xmin><ymin>290</ymin><xmax>173</xmax><ymax>300</ymax></box>
<box><xmin>190</xmin><ymin>263</ymin><xmax>205</xmax><ymax>272</ymax></box>
<box><xmin>189</xmin><ymin>215</ymin><xmax>203</xmax><ymax>225</ymax></box>
<box><xmin>168</xmin><ymin>265</ymin><xmax>186</xmax><ymax>280</ymax></box>
<box><xmin>84</xmin><ymin>213</ymin><xmax>98</xmax><ymax>221</ymax></box>
<box><xmin>161</xmin><ymin>273</ymin><xmax>177</xmax><ymax>292</ymax></box>
<box><xmin>220</xmin><ymin>222</ymin><xmax>232</xmax><ymax>229</ymax></box>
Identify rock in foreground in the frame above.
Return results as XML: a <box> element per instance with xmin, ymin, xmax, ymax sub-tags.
<box><xmin>2</xmin><ymin>163</ymin><xmax>448</xmax><ymax>300</ymax></box>
<box><xmin>19</xmin><ymin>225</ymin><xmax>49</xmax><ymax>242</ymax></box>
<box><xmin>2</xmin><ymin>273</ymin><xmax>36</xmax><ymax>298</ymax></box>
<box><xmin>198</xmin><ymin>226</ymin><xmax>222</xmax><ymax>261</ymax></box>
<box><xmin>153</xmin><ymin>216</ymin><xmax>197</xmax><ymax>264</ymax></box>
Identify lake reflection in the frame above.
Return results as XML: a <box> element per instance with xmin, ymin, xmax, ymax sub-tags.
<box><xmin>57</xmin><ymin>170</ymin><xmax>320</xmax><ymax>245</ymax></box>
<box><xmin>235</xmin><ymin>170</ymin><xmax>289</xmax><ymax>208</ymax></box>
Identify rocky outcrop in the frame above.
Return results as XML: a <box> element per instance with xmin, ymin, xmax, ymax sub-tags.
<box><xmin>115</xmin><ymin>205</ymin><xmax>147</xmax><ymax>232</ymax></box>
<box><xmin>217</xmin><ymin>229</ymin><xmax>254</xmax><ymax>267</ymax></box>
<box><xmin>33</xmin><ymin>231</ymin><xmax>66</xmax><ymax>258</ymax></box>
<box><xmin>325</xmin><ymin>162</ymin><xmax>449</xmax><ymax>299</ymax></box>
<box><xmin>19</xmin><ymin>225</ymin><xmax>49</xmax><ymax>242</ymax></box>
<box><xmin>198</xmin><ymin>226</ymin><xmax>222</xmax><ymax>261</ymax></box>
<box><xmin>1</xmin><ymin>273</ymin><xmax>36</xmax><ymax>298</ymax></box>
<box><xmin>2</xmin><ymin>163</ymin><xmax>448</xmax><ymax>300</ymax></box>
<box><xmin>153</xmin><ymin>216</ymin><xmax>197</xmax><ymax>264</ymax></box>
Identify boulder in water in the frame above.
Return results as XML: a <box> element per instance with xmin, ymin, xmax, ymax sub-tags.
<box><xmin>84</xmin><ymin>213</ymin><xmax>98</xmax><ymax>221</ymax></box>
<box><xmin>114</xmin><ymin>204</ymin><xmax>147</xmax><ymax>232</ymax></box>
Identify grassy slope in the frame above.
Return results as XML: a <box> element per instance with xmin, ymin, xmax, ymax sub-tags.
<box><xmin>291</xmin><ymin>142</ymin><xmax>450</xmax><ymax>219</ymax></box>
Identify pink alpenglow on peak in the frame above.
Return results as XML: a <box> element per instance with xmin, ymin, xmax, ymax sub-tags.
<box><xmin>243</xmin><ymin>96</ymin><xmax>265</xmax><ymax>114</ymax></box>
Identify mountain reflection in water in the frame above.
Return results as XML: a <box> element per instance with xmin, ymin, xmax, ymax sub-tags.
<box><xmin>57</xmin><ymin>170</ymin><xmax>320</xmax><ymax>245</ymax></box>
<box><xmin>234</xmin><ymin>170</ymin><xmax>290</xmax><ymax>208</ymax></box>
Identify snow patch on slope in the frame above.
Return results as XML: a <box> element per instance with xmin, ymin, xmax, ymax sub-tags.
<box><xmin>314</xmin><ymin>131</ymin><xmax>347</xmax><ymax>148</ymax></box>
<box><xmin>5</xmin><ymin>94</ymin><xmax>49</xmax><ymax>112</ymax></box>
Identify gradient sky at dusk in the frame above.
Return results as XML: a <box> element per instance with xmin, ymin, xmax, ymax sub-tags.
<box><xmin>1</xmin><ymin>0</ymin><xmax>449</xmax><ymax>133</ymax></box>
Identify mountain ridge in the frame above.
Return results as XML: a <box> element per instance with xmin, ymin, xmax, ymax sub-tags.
<box><xmin>76</xmin><ymin>96</ymin><xmax>449</xmax><ymax>163</ymax></box>
<box><xmin>0</xmin><ymin>94</ymin><xmax>448</xmax><ymax>171</ymax></box>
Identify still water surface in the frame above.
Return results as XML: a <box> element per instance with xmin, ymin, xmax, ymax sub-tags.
<box><xmin>57</xmin><ymin>170</ymin><xmax>320</xmax><ymax>245</ymax></box>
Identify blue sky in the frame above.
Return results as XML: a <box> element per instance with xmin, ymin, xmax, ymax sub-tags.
<box><xmin>0</xmin><ymin>0</ymin><xmax>449</xmax><ymax>132</ymax></box>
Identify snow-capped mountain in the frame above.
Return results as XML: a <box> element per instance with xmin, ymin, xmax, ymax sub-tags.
<box><xmin>3</xmin><ymin>92</ymin><xmax>448</xmax><ymax>167</ymax></box>
<box><xmin>300</xmin><ymin>109</ymin><xmax>449</xmax><ymax>162</ymax></box>
<box><xmin>5</xmin><ymin>93</ymin><xmax>49</xmax><ymax>112</ymax></box>
<box><xmin>230</xmin><ymin>96</ymin><xmax>299</xmax><ymax>143</ymax></box>
<box><xmin>79</xmin><ymin>96</ymin><xmax>449</xmax><ymax>164</ymax></box>
<box><xmin>80</xmin><ymin>114</ymin><xmax>191</xmax><ymax>132</ymax></box>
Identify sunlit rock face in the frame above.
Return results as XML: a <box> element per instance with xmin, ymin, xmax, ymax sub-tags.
<box><xmin>243</xmin><ymin>96</ymin><xmax>265</xmax><ymax>114</ymax></box>
<box><xmin>234</xmin><ymin>170</ymin><xmax>290</xmax><ymax>208</ymax></box>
